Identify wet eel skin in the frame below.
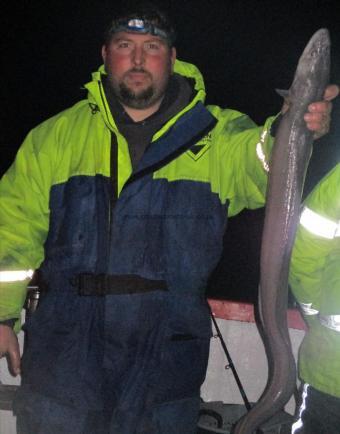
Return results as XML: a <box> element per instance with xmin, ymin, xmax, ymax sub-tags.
<box><xmin>234</xmin><ymin>28</ymin><xmax>330</xmax><ymax>434</ymax></box>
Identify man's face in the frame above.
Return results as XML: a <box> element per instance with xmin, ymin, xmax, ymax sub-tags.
<box><xmin>102</xmin><ymin>31</ymin><xmax>176</xmax><ymax>110</ymax></box>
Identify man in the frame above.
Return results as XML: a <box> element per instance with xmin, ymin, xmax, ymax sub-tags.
<box><xmin>289</xmin><ymin>162</ymin><xmax>340</xmax><ymax>434</ymax></box>
<box><xmin>0</xmin><ymin>3</ymin><xmax>337</xmax><ymax>433</ymax></box>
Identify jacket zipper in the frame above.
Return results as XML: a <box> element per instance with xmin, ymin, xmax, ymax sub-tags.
<box><xmin>108</xmin><ymin>133</ymin><xmax>118</xmax><ymax>255</ymax></box>
<box><xmin>97</xmin><ymin>79</ymin><xmax>119</xmax><ymax>260</ymax></box>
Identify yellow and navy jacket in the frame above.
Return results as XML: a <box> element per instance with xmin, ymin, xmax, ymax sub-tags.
<box><xmin>290</xmin><ymin>163</ymin><xmax>340</xmax><ymax>398</ymax></box>
<box><xmin>0</xmin><ymin>59</ymin><xmax>274</xmax><ymax>330</ymax></box>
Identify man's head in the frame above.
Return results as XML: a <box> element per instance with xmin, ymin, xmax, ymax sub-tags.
<box><xmin>102</xmin><ymin>2</ymin><xmax>177</xmax><ymax>113</ymax></box>
<box><xmin>104</xmin><ymin>2</ymin><xmax>176</xmax><ymax>48</ymax></box>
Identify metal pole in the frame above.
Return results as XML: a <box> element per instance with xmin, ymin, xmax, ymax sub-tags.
<box><xmin>211</xmin><ymin>312</ymin><xmax>252</xmax><ymax>411</ymax></box>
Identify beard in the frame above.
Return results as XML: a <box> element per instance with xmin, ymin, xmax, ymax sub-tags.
<box><xmin>118</xmin><ymin>79</ymin><xmax>155</xmax><ymax>109</ymax></box>
<box><xmin>106</xmin><ymin>65</ymin><xmax>171</xmax><ymax>110</ymax></box>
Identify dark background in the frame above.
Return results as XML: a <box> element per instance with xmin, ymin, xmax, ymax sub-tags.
<box><xmin>1</xmin><ymin>0</ymin><xmax>340</xmax><ymax>302</ymax></box>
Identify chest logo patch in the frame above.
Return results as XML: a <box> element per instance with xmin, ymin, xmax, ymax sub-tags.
<box><xmin>187</xmin><ymin>133</ymin><xmax>212</xmax><ymax>161</ymax></box>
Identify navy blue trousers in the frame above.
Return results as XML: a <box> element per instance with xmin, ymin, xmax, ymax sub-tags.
<box><xmin>14</xmin><ymin>291</ymin><xmax>211</xmax><ymax>434</ymax></box>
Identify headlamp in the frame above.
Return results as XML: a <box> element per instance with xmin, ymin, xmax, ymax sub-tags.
<box><xmin>109</xmin><ymin>17</ymin><xmax>175</xmax><ymax>45</ymax></box>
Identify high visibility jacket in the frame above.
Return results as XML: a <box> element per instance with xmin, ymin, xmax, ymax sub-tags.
<box><xmin>0</xmin><ymin>59</ymin><xmax>274</xmax><ymax>331</ymax></box>
<box><xmin>289</xmin><ymin>163</ymin><xmax>340</xmax><ymax>398</ymax></box>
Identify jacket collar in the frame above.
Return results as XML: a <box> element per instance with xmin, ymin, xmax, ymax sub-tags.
<box><xmin>84</xmin><ymin>59</ymin><xmax>207</xmax><ymax>136</ymax></box>
<box><xmin>124</xmin><ymin>101</ymin><xmax>217</xmax><ymax>188</ymax></box>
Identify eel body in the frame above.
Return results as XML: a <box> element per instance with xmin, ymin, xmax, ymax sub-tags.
<box><xmin>234</xmin><ymin>28</ymin><xmax>330</xmax><ymax>434</ymax></box>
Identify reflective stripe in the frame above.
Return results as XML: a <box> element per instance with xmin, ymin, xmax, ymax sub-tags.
<box><xmin>319</xmin><ymin>315</ymin><xmax>340</xmax><ymax>332</ymax></box>
<box><xmin>291</xmin><ymin>383</ymin><xmax>309</xmax><ymax>433</ymax></box>
<box><xmin>256</xmin><ymin>130</ymin><xmax>270</xmax><ymax>173</ymax></box>
<box><xmin>299</xmin><ymin>302</ymin><xmax>340</xmax><ymax>332</ymax></box>
<box><xmin>300</xmin><ymin>207</ymin><xmax>340</xmax><ymax>239</ymax></box>
<box><xmin>299</xmin><ymin>302</ymin><xmax>319</xmax><ymax>316</ymax></box>
<box><xmin>0</xmin><ymin>270</ymin><xmax>34</xmax><ymax>282</ymax></box>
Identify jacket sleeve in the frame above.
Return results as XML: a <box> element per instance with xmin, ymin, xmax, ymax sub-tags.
<box><xmin>0</xmin><ymin>128</ymin><xmax>52</xmax><ymax>331</ymax></box>
<box><xmin>209</xmin><ymin>106</ymin><xmax>276</xmax><ymax>216</ymax></box>
<box><xmin>289</xmin><ymin>163</ymin><xmax>340</xmax><ymax>316</ymax></box>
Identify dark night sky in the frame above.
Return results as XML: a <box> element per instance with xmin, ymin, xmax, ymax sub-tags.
<box><xmin>1</xmin><ymin>0</ymin><xmax>340</xmax><ymax>302</ymax></box>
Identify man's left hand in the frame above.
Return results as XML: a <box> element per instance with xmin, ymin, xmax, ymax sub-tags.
<box><xmin>304</xmin><ymin>84</ymin><xmax>339</xmax><ymax>139</ymax></box>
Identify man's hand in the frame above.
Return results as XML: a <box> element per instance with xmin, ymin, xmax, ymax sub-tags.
<box><xmin>281</xmin><ymin>84</ymin><xmax>339</xmax><ymax>139</ymax></box>
<box><xmin>304</xmin><ymin>84</ymin><xmax>339</xmax><ymax>139</ymax></box>
<box><xmin>0</xmin><ymin>325</ymin><xmax>21</xmax><ymax>376</ymax></box>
